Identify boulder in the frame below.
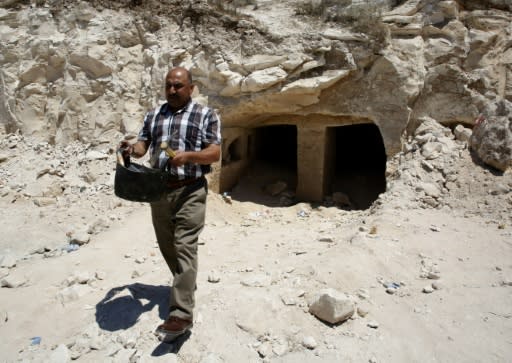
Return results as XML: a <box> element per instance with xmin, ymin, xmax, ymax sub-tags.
<box><xmin>241</xmin><ymin>67</ymin><xmax>288</xmax><ymax>93</ymax></box>
<box><xmin>470</xmin><ymin>101</ymin><xmax>512</xmax><ymax>172</ymax></box>
<box><xmin>308</xmin><ymin>288</ymin><xmax>354</xmax><ymax>324</ymax></box>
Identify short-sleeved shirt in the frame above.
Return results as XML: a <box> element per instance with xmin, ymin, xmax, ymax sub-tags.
<box><xmin>137</xmin><ymin>100</ymin><xmax>222</xmax><ymax>179</ymax></box>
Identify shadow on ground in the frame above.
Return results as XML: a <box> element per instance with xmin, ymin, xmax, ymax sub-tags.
<box><xmin>95</xmin><ymin>283</ymin><xmax>169</xmax><ymax>331</ymax></box>
<box><xmin>152</xmin><ymin>331</ymin><xmax>192</xmax><ymax>356</ymax></box>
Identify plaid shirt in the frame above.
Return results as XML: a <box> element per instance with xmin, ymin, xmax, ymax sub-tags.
<box><xmin>138</xmin><ymin>100</ymin><xmax>222</xmax><ymax>179</ymax></box>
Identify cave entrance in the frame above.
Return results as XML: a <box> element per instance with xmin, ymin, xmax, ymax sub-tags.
<box><xmin>228</xmin><ymin>124</ymin><xmax>297</xmax><ymax>206</ymax></box>
<box><xmin>326</xmin><ymin>123</ymin><xmax>387</xmax><ymax>209</ymax></box>
<box><xmin>219</xmin><ymin>121</ymin><xmax>387</xmax><ymax>209</ymax></box>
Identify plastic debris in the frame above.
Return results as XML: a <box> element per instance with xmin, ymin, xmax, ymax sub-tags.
<box><xmin>30</xmin><ymin>336</ymin><xmax>41</xmax><ymax>345</ymax></box>
<box><xmin>222</xmin><ymin>192</ymin><xmax>232</xmax><ymax>204</ymax></box>
<box><xmin>384</xmin><ymin>282</ymin><xmax>401</xmax><ymax>289</ymax></box>
<box><xmin>297</xmin><ymin>210</ymin><xmax>309</xmax><ymax>218</ymax></box>
<box><xmin>62</xmin><ymin>244</ymin><xmax>79</xmax><ymax>253</ymax></box>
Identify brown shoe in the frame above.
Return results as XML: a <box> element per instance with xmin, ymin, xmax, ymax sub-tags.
<box><xmin>155</xmin><ymin>316</ymin><xmax>193</xmax><ymax>340</ymax></box>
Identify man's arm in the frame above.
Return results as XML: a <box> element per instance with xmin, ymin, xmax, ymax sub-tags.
<box><xmin>120</xmin><ymin>107</ymin><xmax>158</xmax><ymax>158</ymax></box>
<box><xmin>169</xmin><ymin>143</ymin><xmax>220</xmax><ymax>167</ymax></box>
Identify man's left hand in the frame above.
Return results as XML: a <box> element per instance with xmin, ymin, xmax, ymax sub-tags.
<box><xmin>168</xmin><ymin>151</ymin><xmax>188</xmax><ymax>167</ymax></box>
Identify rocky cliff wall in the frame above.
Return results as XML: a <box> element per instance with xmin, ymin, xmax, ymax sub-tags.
<box><xmin>0</xmin><ymin>0</ymin><xmax>511</xmax><ymax>157</ymax></box>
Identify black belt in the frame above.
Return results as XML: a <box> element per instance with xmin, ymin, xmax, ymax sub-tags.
<box><xmin>166</xmin><ymin>176</ymin><xmax>203</xmax><ymax>189</ymax></box>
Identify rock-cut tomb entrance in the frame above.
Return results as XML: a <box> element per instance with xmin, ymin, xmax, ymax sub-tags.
<box><xmin>220</xmin><ymin>115</ymin><xmax>387</xmax><ymax>210</ymax></box>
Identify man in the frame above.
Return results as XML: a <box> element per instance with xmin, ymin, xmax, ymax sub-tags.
<box><xmin>120</xmin><ymin>66</ymin><xmax>221</xmax><ymax>340</ymax></box>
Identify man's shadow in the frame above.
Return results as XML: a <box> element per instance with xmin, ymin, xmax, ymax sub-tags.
<box><xmin>95</xmin><ymin>283</ymin><xmax>168</xmax><ymax>331</ymax></box>
<box><xmin>95</xmin><ymin>283</ymin><xmax>190</xmax><ymax>355</ymax></box>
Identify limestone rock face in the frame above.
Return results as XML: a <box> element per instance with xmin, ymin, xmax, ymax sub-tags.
<box><xmin>0</xmin><ymin>0</ymin><xmax>510</xmax><ymax>160</ymax></box>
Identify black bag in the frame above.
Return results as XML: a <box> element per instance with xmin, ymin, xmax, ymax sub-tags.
<box><xmin>114</xmin><ymin>152</ymin><xmax>169</xmax><ymax>203</ymax></box>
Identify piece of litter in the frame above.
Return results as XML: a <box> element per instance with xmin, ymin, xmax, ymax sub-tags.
<box><xmin>297</xmin><ymin>210</ymin><xmax>309</xmax><ymax>218</ymax></box>
<box><xmin>384</xmin><ymin>282</ymin><xmax>400</xmax><ymax>289</ymax></box>
<box><xmin>30</xmin><ymin>337</ymin><xmax>41</xmax><ymax>345</ymax></box>
<box><xmin>62</xmin><ymin>244</ymin><xmax>79</xmax><ymax>253</ymax></box>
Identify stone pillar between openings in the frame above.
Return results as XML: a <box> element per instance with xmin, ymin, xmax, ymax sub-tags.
<box><xmin>218</xmin><ymin>127</ymin><xmax>252</xmax><ymax>193</ymax></box>
<box><xmin>296</xmin><ymin>126</ymin><xmax>327</xmax><ymax>202</ymax></box>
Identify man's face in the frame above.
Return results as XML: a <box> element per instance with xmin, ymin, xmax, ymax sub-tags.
<box><xmin>165</xmin><ymin>69</ymin><xmax>194</xmax><ymax>110</ymax></box>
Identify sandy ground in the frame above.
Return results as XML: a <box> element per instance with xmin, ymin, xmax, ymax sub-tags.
<box><xmin>1</xmin><ymin>196</ymin><xmax>511</xmax><ymax>362</ymax></box>
<box><xmin>0</xmin><ymin>131</ymin><xmax>511</xmax><ymax>362</ymax></box>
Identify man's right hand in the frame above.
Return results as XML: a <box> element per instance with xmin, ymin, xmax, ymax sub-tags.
<box><xmin>119</xmin><ymin>140</ymin><xmax>133</xmax><ymax>158</ymax></box>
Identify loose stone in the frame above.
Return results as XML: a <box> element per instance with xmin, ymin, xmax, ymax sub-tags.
<box><xmin>367</xmin><ymin>321</ymin><xmax>379</xmax><ymax>329</ymax></box>
<box><xmin>208</xmin><ymin>270</ymin><xmax>221</xmax><ymax>283</ymax></box>
<box><xmin>427</xmin><ymin>272</ymin><xmax>441</xmax><ymax>280</ymax></box>
<box><xmin>302</xmin><ymin>336</ymin><xmax>317</xmax><ymax>349</ymax></box>
<box><xmin>357</xmin><ymin>305</ymin><xmax>370</xmax><ymax>318</ymax></box>
<box><xmin>1</xmin><ymin>276</ymin><xmax>27</xmax><ymax>288</ymax></box>
<box><xmin>432</xmin><ymin>281</ymin><xmax>443</xmax><ymax>290</ymax></box>
<box><xmin>308</xmin><ymin>288</ymin><xmax>355</xmax><ymax>324</ymax></box>
<box><xmin>423</xmin><ymin>285</ymin><xmax>434</xmax><ymax>293</ymax></box>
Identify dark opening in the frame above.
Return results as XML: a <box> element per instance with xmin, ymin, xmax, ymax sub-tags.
<box><xmin>328</xmin><ymin>124</ymin><xmax>386</xmax><ymax>210</ymax></box>
<box><xmin>223</xmin><ymin>123</ymin><xmax>387</xmax><ymax>209</ymax></box>
<box><xmin>222</xmin><ymin>137</ymin><xmax>244</xmax><ymax>166</ymax></box>
<box><xmin>229</xmin><ymin>125</ymin><xmax>297</xmax><ymax>206</ymax></box>
<box><xmin>256</xmin><ymin>125</ymin><xmax>297</xmax><ymax>170</ymax></box>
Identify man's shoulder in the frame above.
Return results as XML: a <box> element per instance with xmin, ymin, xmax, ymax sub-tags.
<box><xmin>188</xmin><ymin>100</ymin><xmax>219</xmax><ymax>119</ymax></box>
<box><xmin>188</xmin><ymin>100</ymin><xmax>211</xmax><ymax>112</ymax></box>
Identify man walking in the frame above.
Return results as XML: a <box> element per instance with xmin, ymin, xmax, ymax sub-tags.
<box><xmin>121</xmin><ymin>66</ymin><xmax>221</xmax><ymax>340</ymax></box>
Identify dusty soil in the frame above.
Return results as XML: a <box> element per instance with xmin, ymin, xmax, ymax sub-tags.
<box><xmin>0</xmin><ymin>130</ymin><xmax>511</xmax><ymax>363</ymax></box>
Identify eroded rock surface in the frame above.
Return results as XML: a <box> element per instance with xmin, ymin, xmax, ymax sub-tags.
<box><xmin>0</xmin><ymin>0</ymin><xmax>510</xmax><ymax>160</ymax></box>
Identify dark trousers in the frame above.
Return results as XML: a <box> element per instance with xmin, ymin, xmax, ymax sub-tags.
<box><xmin>150</xmin><ymin>179</ymin><xmax>207</xmax><ymax>320</ymax></box>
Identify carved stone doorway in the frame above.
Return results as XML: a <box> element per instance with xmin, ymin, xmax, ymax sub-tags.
<box><xmin>221</xmin><ymin>124</ymin><xmax>297</xmax><ymax>206</ymax></box>
<box><xmin>219</xmin><ymin>120</ymin><xmax>387</xmax><ymax>209</ymax></box>
<box><xmin>326</xmin><ymin>123</ymin><xmax>387</xmax><ymax>210</ymax></box>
